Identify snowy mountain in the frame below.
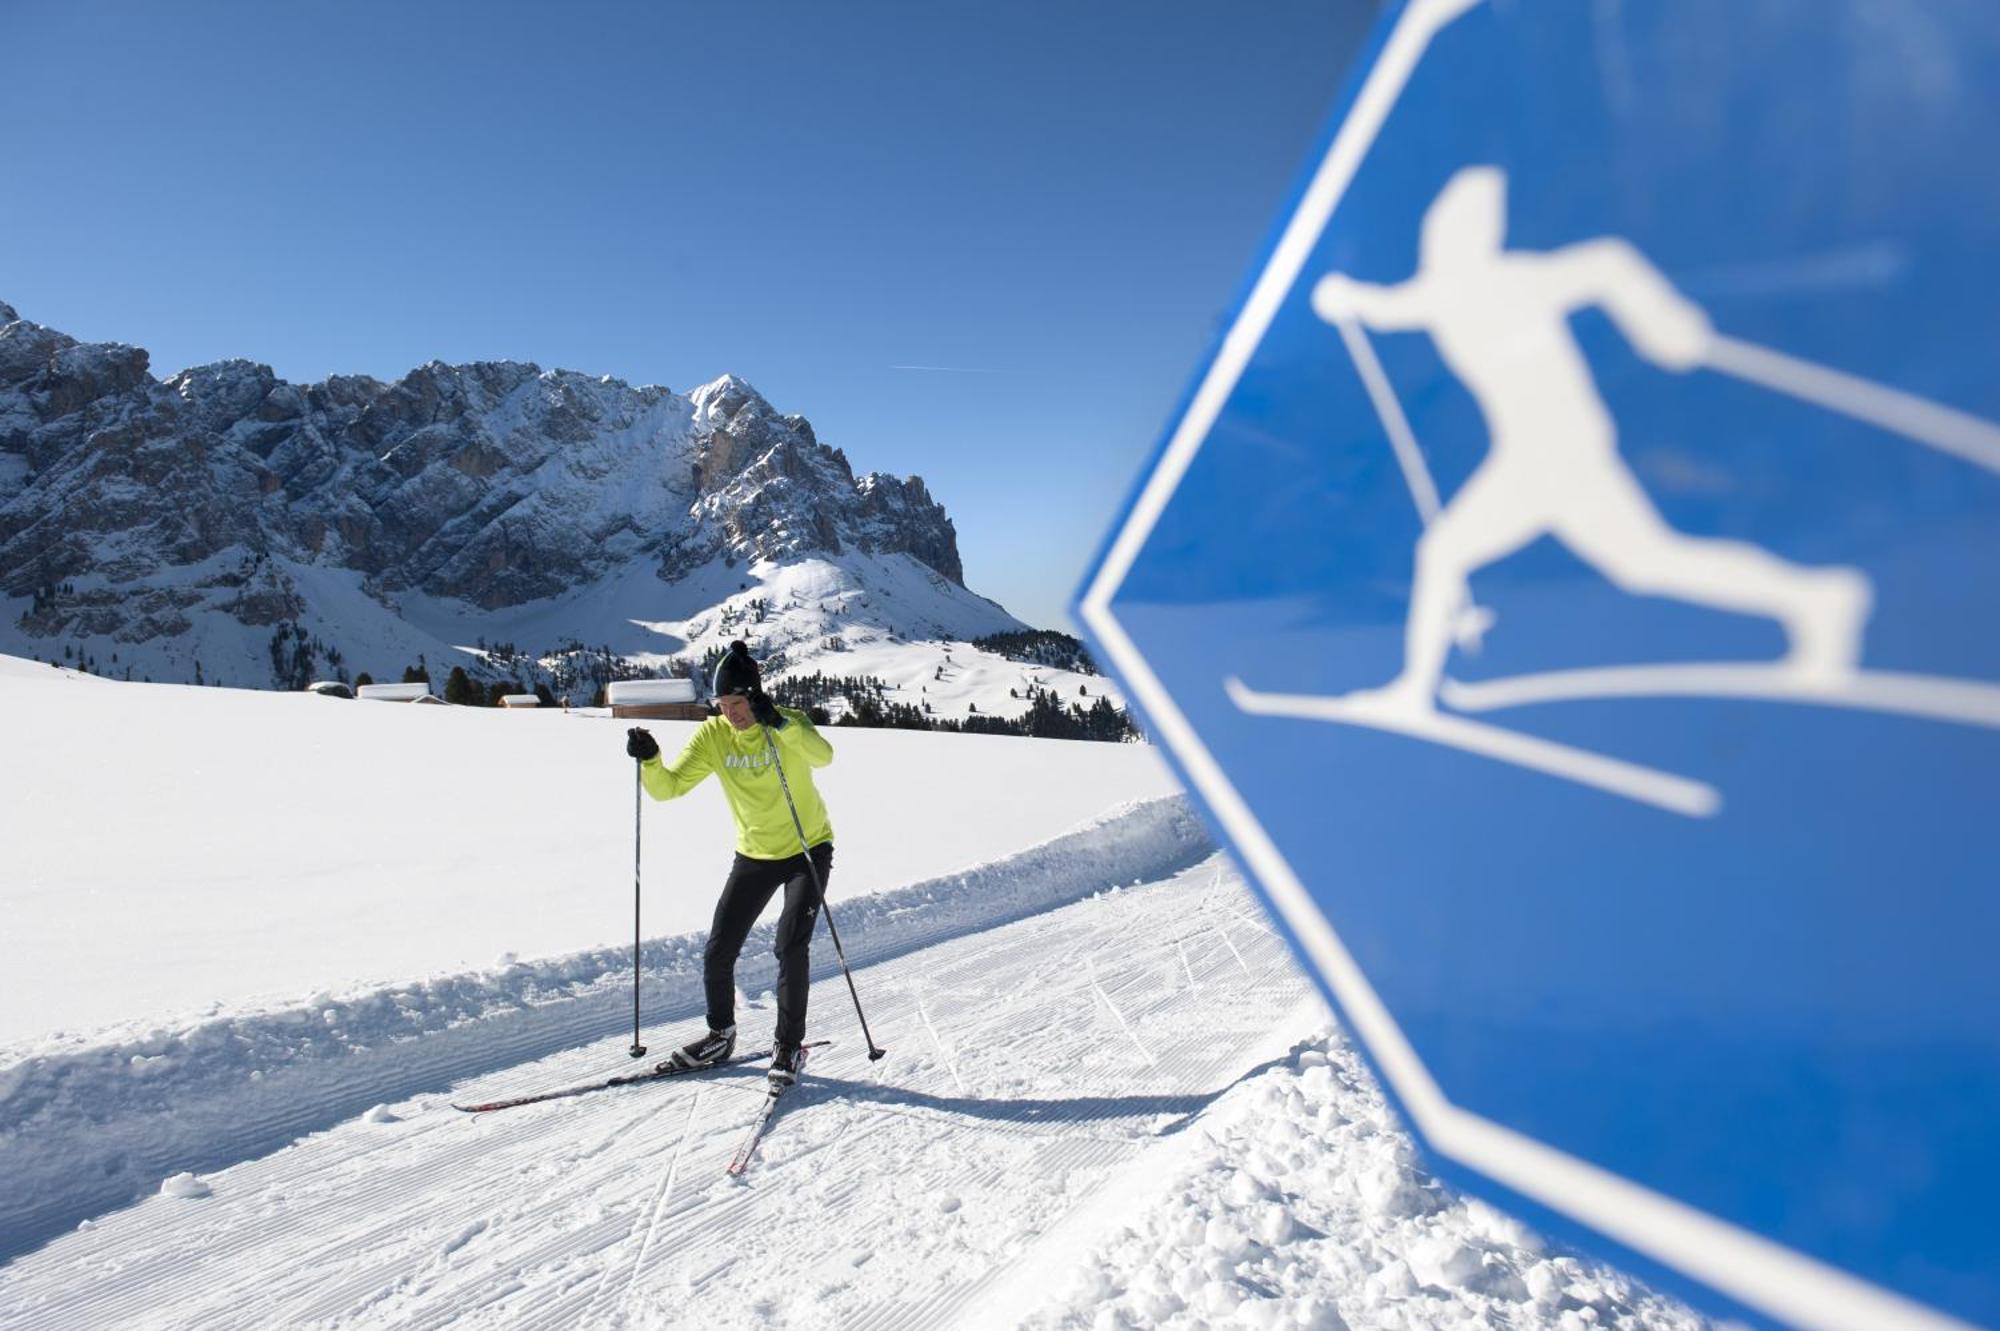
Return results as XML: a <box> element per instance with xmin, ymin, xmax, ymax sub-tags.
<box><xmin>0</xmin><ymin>300</ymin><xmax>1031</xmax><ymax>699</ymax></box>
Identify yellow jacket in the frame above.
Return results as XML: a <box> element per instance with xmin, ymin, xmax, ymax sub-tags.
<box><xmin>640</xmin><ymin>707</ymin><xmax>835</xmax><ymax>859</ymax></box>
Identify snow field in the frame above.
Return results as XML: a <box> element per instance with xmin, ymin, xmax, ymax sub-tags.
<box><xmin>0</xmin><ymin>659</ymin><xmax>1174</xmax><ymax>1047</ymax></box>
<box><xmin>0</xmin><ymin>793</ymin><xmax>1209</xmax><ymax>1264</ymax></box>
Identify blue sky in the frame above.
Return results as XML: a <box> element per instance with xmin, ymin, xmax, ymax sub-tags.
<box><xmin>6</xmin><ymin>1</ymin><xmax>1378</xmax><ymax>630</ymax></box>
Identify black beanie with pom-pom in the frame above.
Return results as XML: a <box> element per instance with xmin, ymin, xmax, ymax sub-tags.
<box><xmin>710</xmin><ymin>640</ymin><xmax>761</xmax><ymax>698</ymax></box>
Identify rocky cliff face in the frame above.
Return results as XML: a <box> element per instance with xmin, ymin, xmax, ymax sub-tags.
<box><xmin>674</xmin><ymin>376</ymin><xmax>964</xmax><ymax>586</ymax></box>
<box><xmin>0</xmin><ymin>302</ymin><xmax>989</xmax><ymax>684</ymax></box>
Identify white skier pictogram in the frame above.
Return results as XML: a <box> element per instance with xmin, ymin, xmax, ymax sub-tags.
<box><xmin>1229</xmin><ymin>165</ymin><xmax>2000</xmax><ymax>816</ymax></box>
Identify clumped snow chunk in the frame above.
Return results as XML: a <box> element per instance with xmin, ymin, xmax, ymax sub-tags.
<box><xmin>159</xmin><ymin>1172</ymin><xmax>211</xmax><ymax>1200</ymax></box>
<box><xmin>1023</xmin><ymin>1030</ymin><xmax>1710</xmax><ymax>1331</ymax></box>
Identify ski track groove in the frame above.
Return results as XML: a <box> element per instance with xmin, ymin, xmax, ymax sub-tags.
<box><xmin>620</xmin><ymin>1087</ymin><xmax>704</xmax><ymax>1302</ymax></box>
<box><xmin>0</xmin><ymin>857</ymin><xmax>1313</xmax><ymax>1330</ymax></box>
<box><xmin>913</xmin><ymin>986</ymin><xmax>968</xmax><ymax>1093</ymax></box>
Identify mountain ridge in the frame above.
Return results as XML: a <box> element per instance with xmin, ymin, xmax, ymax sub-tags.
<box><xmin>0</xmin><ymin>302</ymin><xmax>1025</xmax><ymax>696</ymax></box>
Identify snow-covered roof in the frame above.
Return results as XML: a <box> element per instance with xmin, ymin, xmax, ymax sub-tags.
<box><xmin>605</xmin><ymin>679</ymin><xmax>696</xmax><ymax>704</ymax></box>
<box><xmin>357</xmin><ymin>682</ymin><xmax>433</xmax><ymax>702</ymax></box>
<box><xmin>499</xmin><ymin>694</ymin><xmax>541</xmax><ymax>707</ymax></box>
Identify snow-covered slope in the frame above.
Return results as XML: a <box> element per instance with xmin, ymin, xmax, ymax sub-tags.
<box><xmin>771</xmin><ymin>630</ymin><xmax>1122</xmax><ymax>725</ymax></box>
<box><xmin>393</xmin><ymin>550</ymin><xmax>1027</xmax><ymax>687</ymax></box>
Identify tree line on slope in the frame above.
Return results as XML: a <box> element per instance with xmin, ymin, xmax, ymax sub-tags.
<box><xmin>968</xmin><ymin>629</ymin><xmax>1100</xmax><ymax>676</ymax></box>
<box><xmin>768</xmin><ymin>672</ymin><xmax>1138</xmax><ymax>743</ymax></box>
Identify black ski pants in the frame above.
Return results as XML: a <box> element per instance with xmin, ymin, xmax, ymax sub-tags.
<box><xmin>704</xmin><ymin>842</ymin><xmax>832</xmax><ymax>1050</ymax></box>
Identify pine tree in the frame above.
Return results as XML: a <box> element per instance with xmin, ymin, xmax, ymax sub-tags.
<box><xmin>444</xmin><ymin>666</ymin><xmax>475</xmax><ymax>705</ymax></box>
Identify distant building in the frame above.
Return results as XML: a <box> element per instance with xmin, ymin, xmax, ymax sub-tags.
<box><xmin>606</xmin><ymin>678</ymin><xmax>707</xmax><ymax>721</ymax></box>
<box><xmin>499</xmin><ymin>694</ymin><xmax>541</xmax><ymax>709</ymax></box>
<box><xmin>305</xmin><ymin>681</ymin><xmax>353</xmax><ymax>699</ymax></box>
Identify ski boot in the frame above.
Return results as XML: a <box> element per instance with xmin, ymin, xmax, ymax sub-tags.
<box><xmin>659</xmin><ymin>1025</ymin><xmax>736</xmax><ymax>1073</ymax></box>
<box><xmin>767</xmin><ymin>1042</ymin><xmax>805</xmax><ymax>1089</ymax></box>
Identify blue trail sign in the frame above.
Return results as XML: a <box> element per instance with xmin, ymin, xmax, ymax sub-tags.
<box><xmin>1076</xmin><ymin>2</ymin><xmax>2000</xmax><ymax>1327</ymax></box>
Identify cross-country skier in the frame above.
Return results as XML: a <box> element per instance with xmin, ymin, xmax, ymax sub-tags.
<box><xmin>623</xmin><ymin>640</ymin><xmax>834</xmax><ymax>1087</ymax></box>
<box><xmin>1311</xmin><ymin>165</ymin><xmax>1870</xmax><ymax>717</ymax></box>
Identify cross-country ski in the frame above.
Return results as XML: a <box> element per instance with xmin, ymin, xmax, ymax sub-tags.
<box><xmin>452</xmin><ymin>1042</ymin><xmax>833</xmax><ymax>1115</ymax></box>
<box><xmin>725</xmin><ymin>1043</ymin><xmax>812</xmax><ymax>1178</ymax></box>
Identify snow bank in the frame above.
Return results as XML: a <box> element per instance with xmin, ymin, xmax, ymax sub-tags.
<box><xmin>0</xmin><ymin>794</ymin><xmax>1211</xmax><ymax>1262</ymax></box>
<box><xmin>1018</xmin><ymin>1028</ymin><xmax>1709</xmax><ymax>1331</ymax></box>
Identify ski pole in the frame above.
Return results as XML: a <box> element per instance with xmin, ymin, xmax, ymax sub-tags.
<box><xmin>629</xmin><ymin>762</ymin><xmax>647</xmax><ymax>1059</ymax></box>
<box><xmin>1335</xmin><ymin>317</ymin><xmax>1492</xmax><ymax>646</ymax></box>
<box><xmin>761</xmin><ymin>725</ymin><xmax>886</xmax><ymax>1061</ymax></box>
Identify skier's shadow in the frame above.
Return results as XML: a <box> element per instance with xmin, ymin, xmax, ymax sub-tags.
<box><xmin>795</xmin><ymin>1053</ymin><xmax>1295</xmax><ymax>1136</ymax></box>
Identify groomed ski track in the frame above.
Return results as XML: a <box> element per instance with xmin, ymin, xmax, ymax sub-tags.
<box><xmin>0</xmin><ymin>857</ymin><xmax>1318</xmax><ymax>1330</ymax></box>
<box><xmin>0</xmin><ymin>795</ymin><xmax>1210</xmax><ymax>1261</ymax></box>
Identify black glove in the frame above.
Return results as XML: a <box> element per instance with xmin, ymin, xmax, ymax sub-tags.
<box><xmin>748</xmin><ymin>689</ymin><xmax>785</xmax><ymax>729</ymax></box>
<box><xmin>626</xmin><ymin>727</ymin><xmax>659</xmax><ymax>761</ymax></box>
